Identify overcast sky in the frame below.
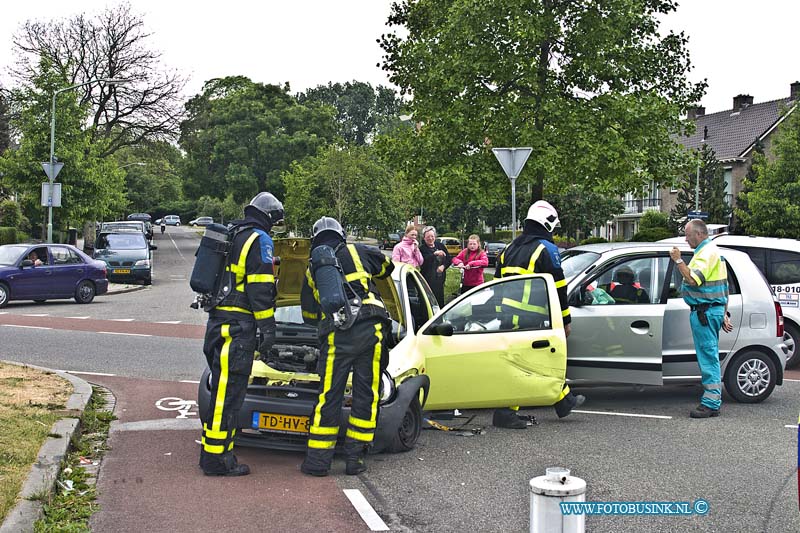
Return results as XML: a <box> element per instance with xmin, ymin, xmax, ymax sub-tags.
<box><xmin>1</xmin><ymin>1</ymin><xmax>798</xmax><ymax>113</ymax></box>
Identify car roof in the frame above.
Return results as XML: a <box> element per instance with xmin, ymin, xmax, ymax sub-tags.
<box><xmin>713</xmin><ymin>234</ymin><xmax>800</xmax><ymax>250</ymax></box>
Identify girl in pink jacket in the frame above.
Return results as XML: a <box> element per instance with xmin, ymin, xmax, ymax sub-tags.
<box><xmin>392</xmin><ymin>224</ymin><xmax>423</xmax><ymax>267</ymax></box>
<box><xmin>452</xmin><ymin>234</ymin><xmax>489</xmax><ymax>293</ymax></box>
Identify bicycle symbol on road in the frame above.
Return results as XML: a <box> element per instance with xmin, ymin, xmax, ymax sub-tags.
<box><xmin>155</xmin><ymin>397</ymin><xmax>198</xmax><ymax>419</ymax></box>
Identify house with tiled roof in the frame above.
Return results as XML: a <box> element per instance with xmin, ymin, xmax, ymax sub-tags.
<box><xmin>610</xmin><ymin>82</ymin><xmax>799</xmax><ymax>240</ymax></box>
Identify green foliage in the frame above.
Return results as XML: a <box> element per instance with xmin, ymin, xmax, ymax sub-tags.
<box><xmin>379</xmin><ymin>0</ymin><xmax>705</xmax><ymax>209</ymax></box>
<box><xmin>282</xmin><ymin>144</ymin><xmax>407</xmax><ymax>235</ymax></box>
<box><xmin>736</xmin><ymin>108</ymin><xmax>800</xmax><ymax>238</ymax></box>
<box><xmin>0</xmin><ymin>199</ymin><xmax>26</xmax><ymax>229</ymax></box>
<box><xmin>669</xmin><ymin>144</ymin><xmax>731</xmax><ymax>232</ymax></box>
<box><xmin>631</xmin><ymin>227</ymin><xmax>673</xmax><ymax>242</ymax></box>
<box><xmin>298</xmin><ymin>82</ymin><xmax>404</xmax><ymax>145</ymax></box>
<box><xmin>0</xmin><ymin>227</ymin><xmax>18</xmax><ymax>244</ymax></box>
<box><xmin>195</xmin><ymin>194</ymin><xmax>244</xmax><ymax>224</ymax></box>
<box><xmin>0</xmin><ymin>93</ymin><xmax>9</xmax><ymax>156</ymax></box>
<box><xmin>580</xmin><ymin>236</ymin><xmax>608</xmax><ymax>245</ymax></box>
<box><xmin>117</xmin><ymin>142</ymin><xmax>185</xmax><ymax>215</ymax></box>
<box><xmin>730</xmin><ymin>140</ymin><xmax>762</xmax><ymax>235</ymax></box>
<box><xmin>179</xmin><ymin>77</ymin><xmax>337</xmax><ymax>204</ymax></box>
<box><xmin>639</xmin><ymin>210</ymin><xmax>671</xmax><ymax>231</ymax></box>
<box><xmin>550</xmin><ymin>186</ymin><xmax>624</xmax><ymax>240</ymax></box>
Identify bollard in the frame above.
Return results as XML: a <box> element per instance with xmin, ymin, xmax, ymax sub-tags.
<box><xmin>530</xmin><ymin>467</ymin><xmax>586</xmax><ymax>533</ymax></box>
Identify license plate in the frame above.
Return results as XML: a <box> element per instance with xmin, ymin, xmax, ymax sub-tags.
<box><xmin>114</xmin><ymin>268</ymin><xmax>131</xmax><ymax>274</ymax></box>
<box><xmin>253</xmin><ymin>412</ymin><xmax>310</xmax><ymax>434</ymax></box>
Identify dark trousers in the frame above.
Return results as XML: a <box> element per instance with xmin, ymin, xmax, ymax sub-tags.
<box><xmin>304</xmin><ymin>318</ymin><xmax>387</xmax><ymax>469</ymax></box>
<box><xmin>200</xmin><ymin>316</ymin><xmax>256</xmax><ymax>465</ymax></box>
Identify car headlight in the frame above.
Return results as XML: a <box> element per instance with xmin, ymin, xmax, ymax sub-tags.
<box><xmin>379</xmin><ymin>371</ymin><xmax>397</xmax><ymax>405</ymax></box>
<box><xmin>134</xmin><ymin>259</ymin><xmax>150</xmax><ymax>267</ymax></box>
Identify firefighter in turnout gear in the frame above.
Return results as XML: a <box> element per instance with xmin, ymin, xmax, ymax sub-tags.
<box><xmin>199</xmin><ymin>192</ymin><xmax>284</xmax><ymax>476</ymax></box>
<box><xmin>300</xmin><ymin>217</ymin><xmax>394</xmax><ymax>476</ymax></box>
<box><xmin>493</xmin><ymin>200</ymin><xmax>585</xmax><ymax>428</ymax></box>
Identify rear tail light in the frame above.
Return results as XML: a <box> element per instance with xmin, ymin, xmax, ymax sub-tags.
<box><xmin>775</xmin><ymin>301</ymin><xmax>784</xmax><ymax>338</ymax></box>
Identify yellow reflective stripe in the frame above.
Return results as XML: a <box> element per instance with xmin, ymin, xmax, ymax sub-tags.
<box><xmin>375</xmin><ymin>258</ymin><xmax>390</xmax><ymax>279</ymax></box>
<box><xmin>247</xmin><ymin>273</ymin><xmax>275</xmax><ymax>284</ymax></box>
<box><xmin>305</xmin><ymin>269</ymin><xmax>316</xmax><ymax>290</ymax></box>
<box><xmin>369</xmin><ymin>322</ymin><xmax>383</xmax><ymax>425</ymax></box>
<box><xmin>562</xmin><ymin>308</ymin><xmax>570</xmax><ymax>317</ymax></box>
<box><xmin>346</xmin><ymin>428</ymin><xmax>375</xmax><ymax>442</ymax></box>
<box><xmin>527</xmin><ymin>244</ymin><xmax>545</xmax><ymax>272</ymax></box>
<box><xmin>307</xmin><ymin>439</ymin><xmax>336</xmax><ymax>449</ymax></box>
<box><xmin>345</xmin><ymin>271</ymin><xmax>370</xmax><ymax>282</ymax></box>
<box><xmin>501</xmin><ymin>297</ymin><xmax>547</xmax><ymax>315</ymax></box>
<box><xmin>555</xmin><ymin>279</ymin><xmax>566</xmax><ymax>289</ymax></box>
<box><xmin>202</xmin><ymin>440</ymin><xmax>225</xmax><ymax>454</ymax></box>
<box><xmin>230</xmin><ymin>232</ymin><xmax>260</xmax><ymax>292</ymax></box>
<box><xmin>510</xmin><ymin>406</ymin><xmax>520</xmax><ymax>411</ymax></box>
<box><xmin>211</xmin><ymin>324</ymin><xmax>232</xmax><ymax>433</ymax></box>
<box><xmin>215</xmin><ymin>306</ymin><xmax>253</xmax><ymax>315</ymax></box>
<box><xmin>347</xmin><ymin>245</ymin><xmax>371</xmax><ymax>292</ymax></box>
<box><xmin>349</xmin><ymin>415</ymin><xmax>377</xmax><ymax>429</ymax></box>
<box><xmin>309</xmin><ymin>425</ymin><xmax>339</xmax><ymax>436</ymax></box>
<box><xmin>501</xmin><ymin>266</ymin><xmax>528</xmax><ymax>276</ymax></box>
<box><xmin>557</xmin><ymin>385</ymin><xmax>570</xmax><ymax>402</ymax></box>
<box><xmin>253</xmin><ymin>308</ymin><xmax>275</xmax><ymax>320</ymax></box>
<box><xmin>202</xmin><ymin>423</ymin><xmax>228</xmax><ymax>440</ymax></box>
<box><xmin>303</xmin><ymin>310</ymin><xmax>318</xmax><ymax>319</ymax></box>
<box><xmin>512</xmin><ymin>314</ymin><xmax>519</xmax><ymax>329</ymax></box>
<box><xmin>362</xmin><ymin>297</ymin><xmax>385</xmax><ymax>308</ymax></box>
<box><xmin>313</xmin><ymin>332</ymin><xmax>337</xmax><ymax>428</ymax></box>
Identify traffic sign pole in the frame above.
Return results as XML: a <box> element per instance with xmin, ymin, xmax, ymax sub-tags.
<box><xmin>492</xmin><ymin>147</ymin><xmax>533</xmax><ymax>239</ymax></box>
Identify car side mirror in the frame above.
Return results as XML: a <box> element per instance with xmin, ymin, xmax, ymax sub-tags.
<box><xmin>427</xmin><ymin>322</ymin><xmax>454</xmax><ymax>336</ymax></box>
<box><xmin>20</xmin><ymin>259</ymin><xmax>33</xmax><ymax>268</ymax></box>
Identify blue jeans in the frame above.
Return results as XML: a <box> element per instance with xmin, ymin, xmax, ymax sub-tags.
<box><xmin>690</xmin><ymin>307</ymin><xmax>724</xmax><ymax>410</ymax></box>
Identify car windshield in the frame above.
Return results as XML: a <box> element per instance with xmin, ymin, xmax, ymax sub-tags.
<box><xmin>0</xmin><ymin>245</ymin><xmax>28</xmax><ymax>266</ymax></box>
<box><xmin>560</xmin><ymin>250</ymin><xmax>601</xmax><ymax>281</ymax></box>
<box><xmin>99</xmin><ymin>233</ymin><xmax>147</xmax><ymax>250</ymax></box>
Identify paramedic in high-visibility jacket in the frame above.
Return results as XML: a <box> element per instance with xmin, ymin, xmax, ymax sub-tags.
<box><xmin>199</xmin><ymin>192</ymin><xmax>284</xmax><ymax>476</ymax></box>
<box><xmin>299</xmin><ymin>216</ymin><xmax>394</xmax><ymax>477</ymax></box>
<box><xmin>493</xmin><ymin>200</ymin><xmax>585</xmax><ymax>428</ymax></box>
<box><xmin>670</xmin><ymin>219</ymin><xmax>733</xmax><ymax>418</ymax></box>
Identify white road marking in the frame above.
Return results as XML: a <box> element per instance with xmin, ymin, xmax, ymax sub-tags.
<box><xmin>343</xmin><ymin>489</ymin><xmax>389</xmax><ymax>531</ymax></box>
<box><xmin>97</xmin><ymin>331</ymin><xmax>152</xmax><ymax>337</ymax></box>
<box><xmin>2</xmin><ymin>324</ymin><xmax>52</xmax><ymax>330</ymax></box>
<box><xmin>179</xmin><ymin>380</ymin><xmax>200</xmax><ymax>384</ymax></box>
<box><xmin>784</xmin><ymin>378</ymin><xmax>800</xmax><ymax>382</ymax></box>
<box><xmin>68</xmin><ymin>371</ymin><xmax>116</xmax><ymax>377</ymax></box>
<box><xmin>169</xmin><ymin>232</ymin><xmax>186</xmax><ymax>261</ymax></box>
<box><xmin>109</xmin><ymin>318</ymin><xmax>135</xmax><ymax>322</ymax></box>
<box><xmin>0</xmin><ymin>312</ymin><xmax>7</xmax><ymax>314</ymax></box>
<box><xmin>571</xmin><ymin>409</ymin><xmax>672</xmax><ymax>420</ymax></box>
<box><xmin>65</xmin><ymin>316</ymin><xmax>90</xmax><ymax>320</ymax></box>
<box><xmin>155</xmin><ymin>320</ymin><xmax>182</xmax><ymax>324</ymax></box>
<box><xmin>22</xmin><ymin>313</ymin><xmax>49</xmax><ymax>317</ymax></box>
<box><xmin>785</xmin><ymin>424</ymin><xmax>798</xmax><ymax>429</ymax></box>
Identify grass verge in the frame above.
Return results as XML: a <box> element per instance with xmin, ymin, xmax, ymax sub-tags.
<box><xmin>34</xmin><ymin>387</ymin><xmax>115</xmax><ymax>532</ymax></box>
<box><xmin>444</xmin><ymin>267</ymin><xmax>494</xmax><ymax>304</ymax></box>
<box><xmin>0</xmin><ymin>363</ymin><xmax>69</xmax><ymax>523</ymax></box>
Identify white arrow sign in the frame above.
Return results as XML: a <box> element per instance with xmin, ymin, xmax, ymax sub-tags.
<box><xmin>492</xmin><ymin>147</ymin><xmax>532</xmax><ymax>179</ymax></box>
<box><xmin>41</xmin><ymin>161</ymin><xmax>64</xmax><ymax>181</ymax></box>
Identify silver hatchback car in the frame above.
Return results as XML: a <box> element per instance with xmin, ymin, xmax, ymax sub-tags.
<box><xmin>561</xmin><ymin>243</ymin><xmax>787</xmax><ymax>403</ymax></box>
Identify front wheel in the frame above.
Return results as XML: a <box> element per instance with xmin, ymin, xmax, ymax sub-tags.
<box><xmin>0</xmin><ymin>283</ymin><xmax>9</xmax><ymax>308</ymax></box>
<box><xmin>74</xmin><ymin>280</ymin><xmax>96</xmax><ymax>304</ymax></box>
<box><xmin>387</xmin><ymin>397</ymin><xmax>422</xmax><ymax>453</ymax></box>
<box><xmin>724</xmin><ymin>350</ymin><xmax>777</xmax><ymax>403</ymax></box>
<box><xmin>782</xmin><ymin>322</ymin><xmax>799</xmax><ymax>369</ymax></box>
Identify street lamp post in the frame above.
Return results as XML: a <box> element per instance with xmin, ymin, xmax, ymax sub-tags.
<box><xmin>47</xmin><ymin>78</ymin><xmax>126</xmax><ymax>243</ymax></box>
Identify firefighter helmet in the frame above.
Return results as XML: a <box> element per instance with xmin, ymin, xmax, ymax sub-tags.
<box><xmin>245</xmin><ymin>192</ymin><xmax>285</xmax><ymax>226</ymax></box>
<box><xmin>312</xmin><ymin>216</ymin><xmax>345</xmax><ymax>239</ymax></box>
<box><xmin>525</xmin><ymin>200</ymin><xmax>560</xmax><ymax>233</ymax></box>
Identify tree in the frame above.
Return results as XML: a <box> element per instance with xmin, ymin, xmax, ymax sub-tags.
<box><xmin>9</xmin><ymin>2</ymin><xmax>185</xmax><ymax>154</ymax></box>
<box><xmin>179</xmin><ymin>77</ymin><xmax>337</xmax><ymax>204</ymax></box>
<box><xmin>116</xmin><ymin>141</ymin><xmax>184</xmax><ymax>215</ymax></box>
<box><xmin>730</xmin><ymin>140</ymin><xmax>763</xmax><ymax>235</ymax></box>
<box><xmin>378</xmin><ymin>0</ymin><xmax>705</xmax><ymax>206</ymax></box>
<box><xmin>669</xmin><ymin>144</ymin><xmax>731</xmax><ymax>233</ymax></box>
<box><xmin>298</xmin><ymin>81</ymin><xmax>404</xmax><ymax>145</ymax></box>
<box><xmin>0</xmin><ymin>64</ymin><xmax>126</xmax><ymax>238</ymax></box>
<box><xmin>0</xmin><ymin>92</ymin><xmax>9</xmax><ymax>156</ymax></box>
<box><xmin>550</xmin><ymin>185</ymin><xmax>624</xmax><ymax>240</ymax></box>
<box><xmin>736</xmin><ymin>108</ymin><xmax>800</xmax><ymax>238</ymax></box>
<box><xmin>282</xmin><ymin>145</ymin><xmax>407</xmax><ymax>236</ymax></box>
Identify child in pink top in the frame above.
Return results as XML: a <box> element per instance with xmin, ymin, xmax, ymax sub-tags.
<box><xmin>452</xmin><ymin>234</ymin><xmax>489</xmax><ymax>293</ymax></box>
<box><xmin>391</xmin><ymin>224</ymin><xmax>423</xmax><ymax>267</ymax></box>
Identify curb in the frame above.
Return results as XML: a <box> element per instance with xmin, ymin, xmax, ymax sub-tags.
<box><xmin>0</xmin><ymin>362</ymin><xmax>93</xmax><ymax>533</ymax></box>
<box><xmin>104</xmin><ymin>283</ymin><xmax>147</xmax><ymax>296</ymax></box>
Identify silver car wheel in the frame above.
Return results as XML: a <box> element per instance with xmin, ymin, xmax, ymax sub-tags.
<box><xmin>735</xmin><ymin>358</ymin><xmax>771</xmax><ymax>397</ymax></box>
<box><xmin>0</xmin><ymin>284</ymin><xmax>8</xmax><ymax>308</ymax></box>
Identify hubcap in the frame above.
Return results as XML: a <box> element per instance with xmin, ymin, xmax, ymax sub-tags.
<box><xmin>784</xmin><ymin>331</ymin><xmax>796</xmax><ymax>359</ymax></box>
<box><xmin>79</xmin><ymin>283</ymin><xmax>92</xmax><ymax>300</ymax></box>
<box><xmin>736</xmin><ymin>359</ymin><xmax>770</xmax><ymax>397</ymax></box>
<box><xmin>0</xmin><ymin>287</ymin><xmax>6</xmax><ymax>305</ymax></box>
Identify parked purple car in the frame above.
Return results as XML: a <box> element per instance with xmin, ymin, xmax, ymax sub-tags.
<box><xmin>0</xmin><ymin>244</ymin><xmax>109</xmax><ymax>308</ymax></box>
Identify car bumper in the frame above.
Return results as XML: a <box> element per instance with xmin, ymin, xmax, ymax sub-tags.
<box><xmin>94</xmin><ymin>278</ymin><xmax>109</xmax><ymax>295</ymax></box>
<box><xmin>106</xmin><ymin>267</ymin><xmax>151</xmax><ymax>283</ymax></box>
<box><xmin>198</xmin><ymin>369</ymin><xmax>429</xmax><ymax>454</ymax></box>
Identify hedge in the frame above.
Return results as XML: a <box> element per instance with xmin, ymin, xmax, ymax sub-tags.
<box><xmin>0</xmin><ymin>227</ymin><xmax>18</xmax><ymax>245</ymax></box>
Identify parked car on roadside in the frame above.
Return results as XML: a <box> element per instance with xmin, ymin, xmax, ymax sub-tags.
<box><xmin>382</xmin><ymin>232</ymin><xmax>401</xmax><ymax>250</ymax></box>
<box><xmin>163</xmin><ymin>215</ymin><xmax>181</xmax><ymax>226</ymax></box>
<box><xmin>436</xmin><ymin>237</ymin><xmax>462</xmax><ymax>256</ymax></box>
<box><xmin>101</xmin><ymin>220</ymin><xmax>152</xmax><ymax>241</ymax></box>
<box><xmin>659</xmin><ymin>234</ymin><xmax>800</xmax><ymax>369</ymax></box>
<box><xmin>189</xmin><ymin>216</ymin><xmax>213</xmax><ymax>227</ymax></box>
<box><xmin>0</xmin><ymin>243</ymin><xmax>108</xmax><ymax>307</ymax></box>
<box><xmin>127</xmin><ymin>213</ymin><xmax>152</xmax><ymax>222</ymax></box>
<box><xmin>93</xmin><ymin>231</ymin><xmax>157</xmax><ymax>285</ymax></box>
<box><xmin>484</xmin><ymin>241</ymin><xmax>507</xmax><ymax>267</ymax></box>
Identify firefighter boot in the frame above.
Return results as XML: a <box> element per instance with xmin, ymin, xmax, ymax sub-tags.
<box><xmin>492</xmin><ymin>408</ymin><xmax>528</xmax><ymax>429</ymax></box>
<box><xmin>200</xmin><ymin>451</ymin><xmax>250</xmax><ymax>477</ymax></box>
<box><xmin>345</xmin><ymin>443</ymin><xmax>368</xmax><ymax>476</ymax></box>
<box><xmin>554</xmin><ymin>392</ymin><xmax>586</xmax><ymax>419</ymax></box>
<box><xmin>301</xmin><ymin>449</ymin><xmax>333</xmax><ymax>477</ymax></box>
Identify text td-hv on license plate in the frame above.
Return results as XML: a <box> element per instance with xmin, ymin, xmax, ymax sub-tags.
<box><xmin>114</xmin><ymin>269</ymin><xmax>131</xmax><ymax>274</ymax></box>
<box><xmin>253</xmin><ymin>412</ymin><xmax>310</xmax><ymax>433</ymax></box>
